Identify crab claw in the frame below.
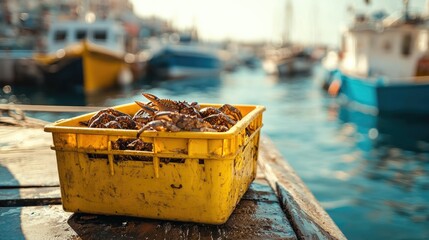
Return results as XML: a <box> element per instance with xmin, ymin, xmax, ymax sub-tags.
<box><xmin>135</xmin><ymin>101</ymin><xmax>157</xmax><ymax>117</ymax></box>
<box><xmin>135</xmin><ymin>100</ymin><xmax>146</xmax><ymax>108</ymax></box>
<box><xmin>142</xmin><ymin>93</ymin><xmax>160</xmax><ymax>103</ymax></box>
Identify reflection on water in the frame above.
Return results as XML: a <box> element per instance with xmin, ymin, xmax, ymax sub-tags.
<box><xmin>334</xmin><ymin>106</ymin><xmax>429</xmax><ymax>239</ymax></box>
<box><xmin>154</xmin><ymin>76</ymin><xmax>221</xmax><ymax>96</ymax></box>
<box><xmin>338</xmin><ymin>107</ymin><xmax>429</xmax><ymax>152</ymax></box>
<box><xmin>1</xmin><ymin>66</ymin><xmax>429</xmax><ymax>239</ymax></box>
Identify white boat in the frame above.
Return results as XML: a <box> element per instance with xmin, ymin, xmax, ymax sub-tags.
<box><xmin>263</xmin><ymin>47</ymin><xmax>313</xmax><ymax>76</ymax></box>
<box><xmin>329</xmin><ymin>2</ymin><xmax>429</xmax><ymax>115</ymax></box>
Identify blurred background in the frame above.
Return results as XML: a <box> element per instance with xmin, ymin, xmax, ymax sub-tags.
<box><xmin>1</xmin><ymin>0</ymin><xmax>429</xmax><ymax>239</ymax></box>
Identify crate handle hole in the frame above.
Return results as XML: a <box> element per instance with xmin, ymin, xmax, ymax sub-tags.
<box><xmin>170</xmin><ymin>184</ymin><xmax>182</xmax><ymax>189</ymax></box>
<box><xmin>160</xmin><ymin>158</ymin><xmax>185</xmax><ymax>164</ymax></box>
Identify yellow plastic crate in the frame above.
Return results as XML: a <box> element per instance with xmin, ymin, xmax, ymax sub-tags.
<box><xmin>44</xmin><ymin>102</ymin><xmax>265</xmax><ymax>224</ymax></box>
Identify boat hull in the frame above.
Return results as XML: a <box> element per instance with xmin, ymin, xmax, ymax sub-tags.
<box><xmin>146</xmin><ymin>45</ymin><xmax>222</xmax><ymax>80</ymax></box>
<box><xmin>277</xmin><ymin>58</ymin><xmax>313</xmax><ymax>76</ymax></box>
<box><xmin>339</xmin><ymin>72</ymin><xmax>429</xmax><ymax>115</ymax></box>
<box><xmin>263</xmin><ymin>57</ymin><xmax>313</xmax><ymax>76</ymax></box>
<box><xmin>38</xmin><ymin>57</ymin><xmax>84</xmax><ymax>92</ymax></box>
<box><xmin>34</xmin><ymin>41</ymin><xmax>129</xmax><ymax>94</ymax></box>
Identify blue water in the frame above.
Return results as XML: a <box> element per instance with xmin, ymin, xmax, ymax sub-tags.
<box><xmin>2</xmin><ymin>66</ymin><xmax>429</xmax><ymax>239</ymax></box>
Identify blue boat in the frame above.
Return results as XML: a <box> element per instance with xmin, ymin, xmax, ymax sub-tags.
<box><xmin>329</xmin><ymin>3</ymin><xmax>429</xmax><ymax>115</ymax></box>
<box><xmin>338</xmin><ymin>73</ymin><xmax>429</xmax><ymax>115</ymax></box>
<box><xmin>146</xmin><ymin>44</ymin><xmax>222</xmax><ymax>79</ymax></box>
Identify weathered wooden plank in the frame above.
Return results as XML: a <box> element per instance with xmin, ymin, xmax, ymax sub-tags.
<box><xmin>0</xmin><ymin>186</ymin><xmax>61</xmax><ymax>206</ymax></box>
<box><xmin>0</xmin><ymin>181</ymin><xmax>297</xmax><ymax>240</ymax></box>
<box><xmin>258</xmin><ymin>136</ymin><xmax>347</xmax><ymax>240</ymax></box>
<box><xmin>0</xmin><ymin>104</ymin><xmax>104</xmax><ymax>113</ymax></box>
<box><xmin>0</xmin><ymin>112</ymin><xmax>49</xmax><ymax>128</ymax></box>
<box><xmin>0</xmin><ymin>127</ymin><xmax>59</xmax><ymax>187</ymax></box>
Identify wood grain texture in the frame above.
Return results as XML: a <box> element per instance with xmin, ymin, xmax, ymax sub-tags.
<box><xmin>0</xmin><ymin>182</ymin><xmax>297</xmax><ymax>240</ymax></box>
<box><xmin>258</xmin><ymin>136</ymin><xmax>347</xmax><ymax>240</ymax></box>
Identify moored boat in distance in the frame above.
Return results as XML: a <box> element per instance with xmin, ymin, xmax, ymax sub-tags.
<box><xmin>33</xmin><ymin>20</ymin><xmax>135</xmax><ymax>94</ymax></box>
<box><xmin>145</xmin><ymin>44</ymin><xmax>222</xmax><ymax>80</ymax></box>
<box><xmin>329</xmin><ymin>3</ymin><xmax>429</xmax><ymax>115</ymax></box>
<box><xmin>262</xmin><ymin>46</ymin><xmax>314</xmax><ymax>76</ymax></box>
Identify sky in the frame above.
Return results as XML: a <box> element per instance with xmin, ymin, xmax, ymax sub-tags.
<box><xmin>130</xmin><ymin>0</ymin><xmax>428</xmax><ymax>47</ymax></box>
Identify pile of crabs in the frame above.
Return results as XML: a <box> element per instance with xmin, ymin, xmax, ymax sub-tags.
<box><xmin>82</xmin><ymin>93</ymin><xmax>247</xmax><ymax>155</ymax></box>
<box><xmin>84</xmin><ymin>93</ymin><xmax>244</xmax><ymax>135</ymax></box>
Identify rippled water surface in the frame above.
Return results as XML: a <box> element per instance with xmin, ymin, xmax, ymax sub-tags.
<box><xmin>4</xmin><ymin>66</ymin><xmax>429</xmax><ymax>240</ymax></box>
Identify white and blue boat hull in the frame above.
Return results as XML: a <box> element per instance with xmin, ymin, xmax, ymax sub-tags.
<box><xmin>338</xmin><ymin>72</ymin><xmax>429</xmax><ymax>115</ymax></box>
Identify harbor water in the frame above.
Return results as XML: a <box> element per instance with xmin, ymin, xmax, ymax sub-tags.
<box><xmin>2</xmin><ymin>66</ymin><xmax>429</xmax><ymax>240</ymax></box>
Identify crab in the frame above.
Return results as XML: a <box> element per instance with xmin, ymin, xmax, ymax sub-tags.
<box><xmin>199</xmin><ymin>107</ymin><xmax>222</xmax><ymax>118</ymax></box>
<box><xmin>137</xmin><ymin>120</ymin><xmax>181</xmax><ymax>136</ymax></box>
<box><xmin>111</xmin><ymin>138</ymin><xmax>153</xmax><ymax>161</ymax></box>
<box><xmin>155</xmin><ymin>111</ymin><xmax>214</xmax><ymax>131</ymax></box>
<box><xmin>87</xmin><ymin>108</ymin><xmax>130</xmax><ymax>127</ymax></box>
<box><xmin>203</xmin><ymin>112</ymin><xmax>236</xmax><ymax>132</ymax></box>
<box><xmin>112</xmin><ymin>138</ymin><xmax>136</xmax><ymax>150</ymax></box>
<box><xmin>138</xmin><ymin>93</ymin><xmax>201</xmax><ymax>117</ymax></box>
<box><xmin>219</xmin><ymin>104</ymin><xmax>242</xmax><ymax>122</ymax></box>
<box><xmin>136</xmin><ymin>111</ymin><xmax>217</xmax><ymax>137</ymax></box>
<box><xmin>126</xmin><ymin>138</ymin><xmax>153</xmax><ymax>151</ymax></box>
<box><xmin>115</xmin><ymin>115</ymin><xmax>137</xmax><ymax>129</ymax></box>
<box><xmin>132</xmin><ymin>104</ymin><xmax>155</xmax><ymax>128</ymax></box>
<box><xmin>134</xmin><ymin>103</ymin><xmax>209</xmax><ymax>132</ymax></box>
<box><xmin>88</xmin><ymin>113</ymin><xmax>116</xmax><ymax>128</ymax></box>
<box><xmin>104</xmin><ymin>120</ymin><xmax>122</xmax><ymax>129</ymax></box>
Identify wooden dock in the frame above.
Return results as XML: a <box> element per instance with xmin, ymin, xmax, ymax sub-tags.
<box><xmin>0</xmin><ymin>116</ymin><xmax>346</xmax><ymax>240</ymax></box>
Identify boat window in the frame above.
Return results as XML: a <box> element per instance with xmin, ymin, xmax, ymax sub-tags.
<box><xmin>76</xmin><ymin>30</ymin><xmax>87</xmax><ymax>40</ymax></box>
<box><xmin>54</xmin><ymin>30</ymin><xmax>67</xmax><ymax>42</ymax></box>
<box><xmin>93</xmin><ymin>30</ymin><xmax>107</xmax><ymax>41</ymax></box>
<box><xmin>401</xmin><ymin>34</ymin><xmax>413</xmax><ymax>56</ymax></box>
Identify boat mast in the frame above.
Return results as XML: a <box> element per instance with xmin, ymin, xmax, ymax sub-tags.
<box><xmin>81</xmin><ymin>0</ymin><xmax>88</xmax><ymax>21</ymax></box>
<box><xmin>283</xmin><ymin>0</ymin><xmax>292</xmax><ymax>46</ymax></box>
<box><xmin>403</xmin><ymin>0</ymin><xmax>410</xmax><ymax>21</ymax></box>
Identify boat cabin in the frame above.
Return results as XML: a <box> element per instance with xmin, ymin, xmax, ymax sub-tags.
<box><xmin>45</xmin><ymin>20</ymin><xmax>125</xmax><ymax>54</ymax></box>
<box><xmin>340</xmin><ymin>14</ymin><xmax>429</xmax><ymax>82</ymax></box>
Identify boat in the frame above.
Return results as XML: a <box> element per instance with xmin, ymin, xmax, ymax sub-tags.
<box><xmin>33</xmin><ymin>20</ymin><xmax>134</xmax><ymax>94</ymax></box>
<box><xmin>329</xmin><ymin>2</ymin><xmax>429</xmax><ymax>115</ymax></box>
<box><xmin>145</xmin><ymin>44</ymin><xmax>223</xmax><ymax>79</ymax></box>
<box><xmin>0</xmin><ymin>26</ymin><xmax>43</xmax><ymax>85</ymax></box>
<box><xmin>262</xmin><ymin>46</ymin><xmax>314</xmax><ymax>76</ymax></box>
<box><xmin>262</xmin><ymin>0</ymin><xmax>313</xmax><ymax>77</ymax></box>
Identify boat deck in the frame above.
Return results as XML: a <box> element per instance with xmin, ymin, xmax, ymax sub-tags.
<box><xmin>0</xmin><ymin>117</ymin><xmax>345</xmax><ymax>239</ymax></box>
